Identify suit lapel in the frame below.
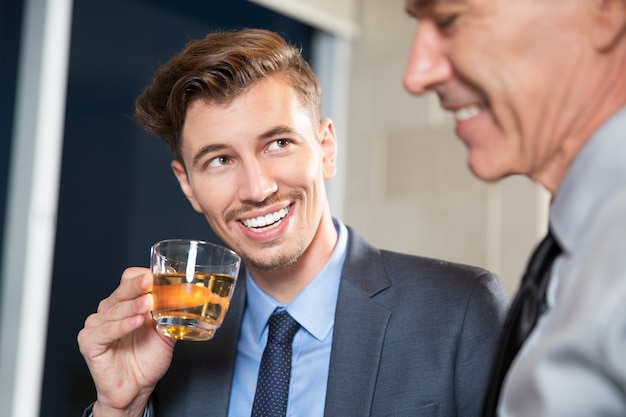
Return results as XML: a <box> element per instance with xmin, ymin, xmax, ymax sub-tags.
<box><xmin>324</xmin><ymin>230</ymin><xmax>391</xmax><ymax>417</ymax></box>
<box><xmin>176</xmin><ymin>230</ymin><xmax>389</xmax><ymax>416</ymax></box>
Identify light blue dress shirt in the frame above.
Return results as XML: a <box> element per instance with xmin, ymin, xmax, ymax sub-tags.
<box><xmin>227</xmin><ymin>219</ymin><xmax>348</xmax><ymax>417</ymax></box>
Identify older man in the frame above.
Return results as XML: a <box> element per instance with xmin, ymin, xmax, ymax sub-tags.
<box><xmin>403</xmin><ymin>1</ymin><xmax>626</xmax><ymax>416</ymax></box>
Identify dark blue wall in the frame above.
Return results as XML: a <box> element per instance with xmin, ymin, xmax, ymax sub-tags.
<box><xmin>40</xmin><ymin>1</ymin><xmax>313</xmax><ymax>416</ymax></box>
<box><xmin>0</xmin><ymin>0</ymin><xmax>24</xmax><ymax>296</ymax></box>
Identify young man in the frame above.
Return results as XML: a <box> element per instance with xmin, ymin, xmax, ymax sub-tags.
<box><xmin>78</xmin><ymin>28</ymin><xmax>508</xmax><ymax>417</ymax></box>
<box><xmin>403</xmin><ymin>1</ymin><xmax>626</xmax><ymax>416</ymax></box>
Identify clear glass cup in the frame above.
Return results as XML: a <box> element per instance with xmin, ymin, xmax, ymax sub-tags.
<box><xmin>150</xmin><ymin>239</ymin><xmax>241</xmax><ymax>341</ymax></box>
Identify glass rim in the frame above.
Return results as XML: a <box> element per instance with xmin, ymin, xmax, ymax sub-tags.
<box><xmin>151</xmin><ymin>238</ymin><xmax>240</xmax><ymax>262</ymax></box>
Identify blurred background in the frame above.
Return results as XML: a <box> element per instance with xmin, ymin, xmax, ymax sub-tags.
<box><xmin>0</xmin><ymin>1</ymin><xmax>548</xmax><ymax>416</ymax></box>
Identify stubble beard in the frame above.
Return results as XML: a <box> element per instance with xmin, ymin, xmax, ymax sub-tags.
<box><xmin>243</xmin><ymin>233</ymin><xmax>308</xmax><ymax>272</ymax></box>
<box><xmin>225</xmin><ymin>190</ymin><xmax>308</xmax><ymax>272</ymax></box>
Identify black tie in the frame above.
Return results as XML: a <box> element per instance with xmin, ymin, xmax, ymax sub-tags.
<box><xmin>481</xmin><ymin>230</ymin><xmax>562</xmax><ymax>416</ymax></box>
<box><xmin>251</xmin><ymin>310</ymin><xmax>301</xmax><ymax>417</ymax></box>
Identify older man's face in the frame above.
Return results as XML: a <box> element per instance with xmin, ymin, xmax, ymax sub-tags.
<box><xmin>403</xmin><ymin>0</ymin><xmax>594</xmax><ymax>189</ymax></box>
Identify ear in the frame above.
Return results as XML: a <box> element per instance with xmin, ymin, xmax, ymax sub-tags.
<box><xmin>588</xmin><ymin>0</ymin><xmax>626</xmax><ymax>51</ymax></box>
<box><xmin>318</xmin><ymin>118</ymin><xmax>337</xmax><ymax>181</ymax></box>
<box><xmin>171</xmin><ymin>160</ymin><xmax>203</xmax><ymax>213</ymax></box>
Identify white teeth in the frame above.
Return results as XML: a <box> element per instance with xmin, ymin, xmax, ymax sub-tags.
<box><xmin>242</xmin><ymin>207</ymin><xmax>290</xmax><ymax>232</ymax></box>
<box><xmin>454</xmin><ymin>105</ymin><xmax>481</xmax><ymax>122</ymax></box>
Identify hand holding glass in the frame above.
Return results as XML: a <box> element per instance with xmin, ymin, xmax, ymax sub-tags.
<box><xmin>150</xmin><ymin>239</ymin><xmax>241</xmax><ymax>341</ymax></box>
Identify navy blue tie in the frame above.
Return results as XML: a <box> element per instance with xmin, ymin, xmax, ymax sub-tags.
<box><xmin>251</xmin><ymin>310</ymin><xmax>300</xmax><ymax>417</ymax></box>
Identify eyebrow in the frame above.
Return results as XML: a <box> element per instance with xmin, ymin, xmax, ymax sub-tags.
<box><xmin>192</xmin><ymin>143</ymin><xmax>227</xmax><ymax>166</ymax></box>
<box><xmin>410</xmin><ymin>0</ymin><xmax>436</xmax><ymax>6</ymax></box>
<box><xmin>406</xmin><ymin>0</ymin><xmax>460</xmax><ymax>14</ymax></box>
<box><xmin>259</xmin><ymin>125</ymin><xmax>298</xmax><ymax>140</ymax></box>
<box><xmin>406</xmin><ymin>0</ymin><xmax>436</xmax><ymax>12</ymax></box>
<box><xmin>190</xmin><ymin>125</ymin><xmax>300</xmax><ymax>166</ymax></box>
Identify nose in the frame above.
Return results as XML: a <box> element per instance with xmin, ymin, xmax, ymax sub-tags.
<box><xmin>403</xmin><ymin>22</ymin><xmax>453</xmax><ymax>95</ymax></box>
<box><xmin>236</xmin><ymin>158</ymin><xmax>278</xmax><ymax>203</ymax></box>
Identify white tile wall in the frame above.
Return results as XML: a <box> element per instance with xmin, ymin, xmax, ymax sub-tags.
<box><xmin>342</xmin><ymin>0</ymin><xmax>549</xmax><ymax>296</ymax></box>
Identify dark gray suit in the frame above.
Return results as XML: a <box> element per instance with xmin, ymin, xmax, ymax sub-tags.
<box><xmin>149</xmin><ymin>228</ymin><xmax>508</xmax><ymax>417</ymax></box>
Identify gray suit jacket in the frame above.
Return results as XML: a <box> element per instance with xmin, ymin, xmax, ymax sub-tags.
<box><xmin>147</xmin><ymin>228</ymin><xmax>508</xmax><ymax>416</ymax></box>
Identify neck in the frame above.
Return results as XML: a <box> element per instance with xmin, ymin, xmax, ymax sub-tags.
<box><xmin>534</xmin><ymin>71</ymin><xmax>626</xmax><ymax>194</ymax></box>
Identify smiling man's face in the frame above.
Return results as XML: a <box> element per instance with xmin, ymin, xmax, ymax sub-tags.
<box><xmin>171</xmin><ymin>74</ymin><xmax>337</xmax><ymax>273</ymax></box>
<box><xmin>403</xmin><ymin>0</ymin><xmax>596</xmax><ymax>189</ymax></box>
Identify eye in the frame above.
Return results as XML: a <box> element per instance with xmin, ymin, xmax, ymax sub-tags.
<box><xmin>267</xmin><ymin>138</ymin><xmax>291</xmax><ymax>151</ymax></box>
<box><xmin>206</xmin><ymin>155</ymin><xmax>232</xmax><ymax>168</ymax></box>
<box><xmin>435</xmin><ymin>14</ymin><xmax>457</xmax><ymax>30</ymax></box>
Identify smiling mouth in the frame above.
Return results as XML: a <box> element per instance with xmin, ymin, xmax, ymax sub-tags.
<box><xmin>454</xmin><ymin>105</ymin><xmax>482</xmax><ymax>122</ymax></box>
<box><xmin>241</xmin><ymin>206</ymin><xmax>290</xmax><ymax>233</ymax></box>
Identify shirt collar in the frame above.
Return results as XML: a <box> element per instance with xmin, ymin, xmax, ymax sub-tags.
<box><xmin>550</xmin><ymin>106</ymin><xmax>626</xmax><ymax>253</ymax></box>
<box><xmin>245</xmin><ymin>218</ymin><xmax>349</xmax><ymax>343</ymax></box>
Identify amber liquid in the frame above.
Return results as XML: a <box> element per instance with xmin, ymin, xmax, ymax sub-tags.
<box><xmin>151</xmin><ymin>272</ymin><xmax>235</xmax><ymax>341</ymax></box>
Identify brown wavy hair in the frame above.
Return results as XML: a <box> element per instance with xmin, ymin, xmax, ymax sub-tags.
<box><xmin>135</xmin><ymin>28</ymin><xmax>321</xmax><ymax>161</ymax></box>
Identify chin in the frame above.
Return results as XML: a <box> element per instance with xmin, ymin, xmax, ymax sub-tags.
<box><xmin>467</xmin><ymin>158</ymin><xmax>510</xmax><ymax>183</ymax></box>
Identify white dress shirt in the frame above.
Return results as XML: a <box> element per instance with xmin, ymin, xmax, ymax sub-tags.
<box><xmin>500</xmin><ymin>107</ymin><xmax>626</xmax><ymax>416</ymax></box>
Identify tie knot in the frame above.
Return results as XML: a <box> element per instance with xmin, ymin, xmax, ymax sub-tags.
<box><xmin>267</xmin><ymin>310</ymin><xmax>300</xmax><ymax>345</ymax></box>
<box><xmin>525</xmin><ymin>229</ymin><xmax>562</xmax><ymax>284</ymax></box>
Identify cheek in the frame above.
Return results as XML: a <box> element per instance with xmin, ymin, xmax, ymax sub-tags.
<box><xmin>284</xmin><ymin>156</ymin><xmax>321</xmax><ymax>185</ymax></box>
<box><xmin>192</xmin><ymin>181</ymin><xmax>231</xmax><ymax>220</ymax></box>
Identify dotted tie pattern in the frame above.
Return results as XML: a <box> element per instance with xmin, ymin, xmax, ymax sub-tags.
<box><xmin>251</xmin><ymin>310</ymin><xmax>301</xmax><ymax>417</ymax></box>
